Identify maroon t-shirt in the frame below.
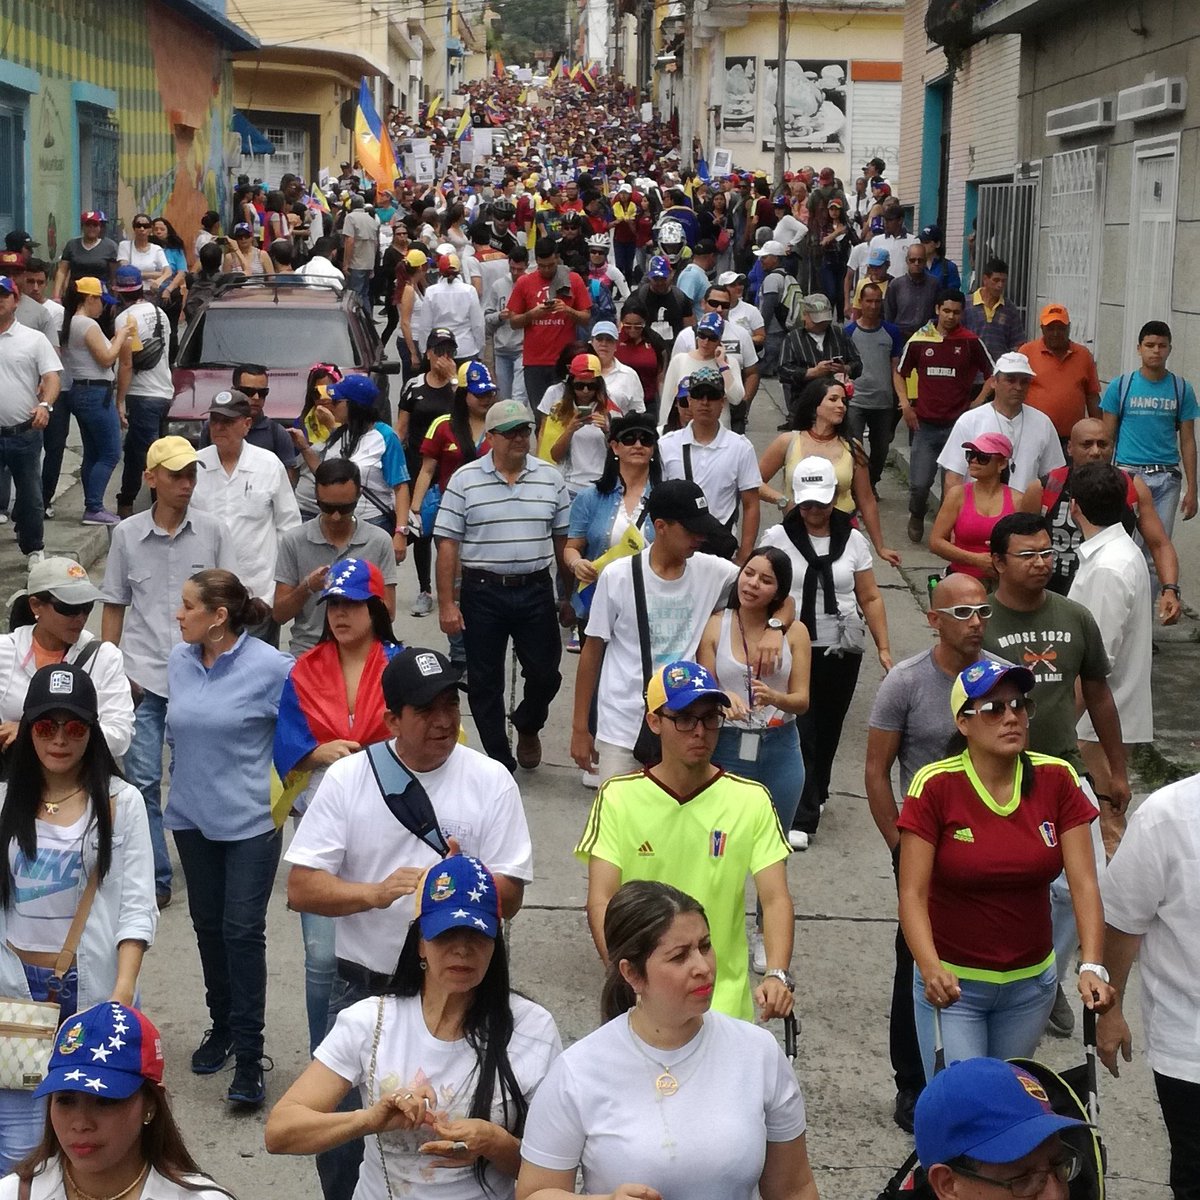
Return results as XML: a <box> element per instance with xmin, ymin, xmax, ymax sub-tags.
<box><xmin>616</xmin><ymin>337</ymin><xmax>662</xmax><ymax>407</ymax></box>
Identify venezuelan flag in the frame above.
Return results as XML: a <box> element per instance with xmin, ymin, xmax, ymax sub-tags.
<box><xmin>308</xmin><ymin>183</ymin><xmax>330</xmax><ymax>215</ymax></box>
<box><xmin>578</xmin><ymin>66</ymin><xmax>597</xmax><ymax>93</ymax></box>
<box><xmin>454</xmin><ymin>102</ymin><xmax>472</xmax><ymax>142</ymax></box>
<box><xmin>354</xmin><ymin>78</ymin><xmax>400</xmax><ymax>187</ymax></box>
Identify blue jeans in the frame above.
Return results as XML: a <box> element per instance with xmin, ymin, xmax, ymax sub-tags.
<box><xmin>713</xmin><ymin>722</ymin><xmax>804</xmax><ymax>833</ymax></box>
<box><xmin>301</xmin><ymin>909</ymin><xmax>337</xmax><ymax>1056</ymax></box>
<box><xmin>1122</xmin><ymin>465</ymin><xmax>1182</xmax><ymax>597</ymax></box>
<box><xmin>522</xmin><ymin>364</ymin><xmax>560</xmax><ymax>411</ymax></box>
<box><xmin>0</xmin><ymin>965</ymin><xmax>79</xmax><ymax>1171</ymax></box>
<box><xmin>70</xmin><ymin>382</ymin><xmax>122</xmax><ymax>511</ymax></box>
<box><xmin>348</xmin><ymin>269</ymin><xmax>373</xmax><ymax>312</ymax></box>
<box><xmin>1050</xmin><ymin>869</ymin><xmax>1077</xmax><ymax>983</ymax></box>
<box><xmin>908</xmin><ymin>420</ymin><xmax>954</xmax><ymax>519</ymax></box>
<box><xmin>124</xmin><ymin>691</ymin><xmax>171</xmax><ymax>894</ymax></box>
<box><xmin>173</xmin><ymin>827</ymin><xmax>282</xmax><ymax>1063</ymax></box>
<box><xmin>118</xmin><ymin>395</ymin><xmax>171</xmax><ymax>508</ymax></box>
<box><xmin>0</xmin><ymin>426</ymin><xmax>43</xmax><ymax>554</ymax></box>
<box><xmin>913</xmin><ymin>961</ymin><xmax>1058</xmax><ymax>1082</ymax></box>
<box><xmin>493</xmin><ymin>350</ymin><xmax>527</xmax><ymax>404</ymax></box>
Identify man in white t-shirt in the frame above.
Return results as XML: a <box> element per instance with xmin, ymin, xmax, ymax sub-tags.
<box><xmin>719</xmin><ymin>271</ymin><xmax>766</xmax><ymax>350</ymax></box>
<box><xmin>341</xmin><ymin>195</ymin><xmax>380</xmax><ymax>312</ymax></box>
<box><xmin>937</xmin><ymin>351</ymin><xmax>1064</xmax><ymax>491</ymax></box>
<box><xmin>571</xmin><ymin>479</ymin><xmax>740</xmax><ymax>783</ymax></box>
<box><xmin>286</xmin><ymin>646</ymin><xmax>534</xmax><ymax>1200</ymax></box>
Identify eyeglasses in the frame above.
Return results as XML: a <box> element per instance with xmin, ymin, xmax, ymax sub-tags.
<box><xmin>317</xmin><ymin>500</ymin><xmax>358</xmax><ymax>516</ymax></box>
<box><xmin>662</xmin><ymin>711</ymin><xmax>725</xmax><ymax>732</ymax></box>
<box><xmin>951</xmin><ymin>1150</ymin><xmax>1080</xmax><ymax>1197</ymax></box>
<box><xmin>1006</xmin><ymin>548</ymin><xmax>1056</xmax><ymax>561</ymax></box>
<box><xmin>965</xmin><ymin>450</ymin><xmax>998</xmax><ymax>465</ymax></box>
<box><xmin>706</xmin><ymin>299</ymin><xmax>730</xmax><ymax>310</ymax></box>
<box><xmin>933</xmin><ymin>603</ymin><xmax>992</xmax><ymax>620</ymax></box>
<box><xmin>573</xmin><ymin>380</ymin><xmax>600</xmax><ymax>391</ymax></box>
<box><xmin>616</xmin><ymin>430</ymin><xmax>657</xmax><ymax>447</ymax></box>
<box><xmin>241</xmin><ymin>386</ymin><xmax>270</xmax><ymax>398</ymax></box>
<box><xmin>697</xmin><ymin>332</ymin><xmax>721</xmax><ymax>343</ymax></box>
<box><xmin>31</xmin><ymin>718</ymin><xmax>91</xmax><ymax>741</ymax></box>
<box><xmin>132</xmin><ymin>222</ymin><xmax>151</xmax><ymax>230</ymax></box>
<box><xmin>48</xmin><ymin>598</ymin><xmax>95</xmax><ymax>618</ymax></box>
<box><xmin>960</xmin><ymin>696</ymin><xmax>1037</xmax><ymax>721</ymax></box>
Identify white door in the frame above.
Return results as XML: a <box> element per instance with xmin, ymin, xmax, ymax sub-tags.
<box><xmin>1122</xmin><ymin>136</ymin><xmax>1179</xmax><ymax>370</ymax></box>
<box><xmin>238</xmin><ymin>125</ymin><xmax>308</xmax><ymax>191</ymax></box>
<box><xmin>850</xmin><ymin>81</ymin><xmax>900</xmax><ymax>193</ymax></box>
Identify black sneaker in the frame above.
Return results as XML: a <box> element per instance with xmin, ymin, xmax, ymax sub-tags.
<box><xmin>893</xmin><ymin>1087</ymin><xmax>919</xmax><ymax>1134</ymax></box>
<box><xmin>227</xmin><ymin>1057</ymin><xmax>270</xmax><ymax>1107</ymax></box>
<box><xmin>191</xmin><ymin>1028</ymin><xmax>233</xmax><ymax>1075</ymax></box>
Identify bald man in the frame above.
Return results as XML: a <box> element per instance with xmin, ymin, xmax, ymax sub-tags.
<box><xmin>865</xmin><ymin>573</ymin><xmax>994</xmax><ymax>1132</ymax></box>
<box><xmin>1021</xmin><ymin>417</ymin><xmax>1180</xmax><ymax>623</ymax></box>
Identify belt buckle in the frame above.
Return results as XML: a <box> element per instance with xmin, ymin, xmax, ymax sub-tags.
<box><xmin>502</xmin><ymin>573</ymin><xmax>524</xmax><ymax>587</ymax></box>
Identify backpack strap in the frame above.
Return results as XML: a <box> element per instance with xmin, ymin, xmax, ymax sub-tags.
<box><xmin>630</xmin><ymin>553</ymin><xmax>654</xmax><ymax>690</ymax></box>
<box><xmin>681</xmin><ymin>443</ymin><xmax>693</xmax><ymax>483</ymax></box>
<box><xmin>365</xmin><ymin>742</ymin><xmax>450</xmax><ymax>856</ymax></box>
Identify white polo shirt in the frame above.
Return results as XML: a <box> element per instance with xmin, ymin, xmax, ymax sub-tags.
<box><xmin>659</xmin><ymin>424</ymin><xmax>762</xmax><ymax>523</ymax></box>
<box><xmin>192</xmin><ymin>441</ymin><xmax>301</xmax><ymax>602</ymax></box>
<box><xmin>0</xmin><ymin>319</ymin><xmax>60</xmax><ymax>425</ymax></box>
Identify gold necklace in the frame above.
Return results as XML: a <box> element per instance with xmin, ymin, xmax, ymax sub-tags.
<box><xmin>41</xmin><ymin>786</ymin><xmax>85</xmax><ymax>816</ymax></box>
<box><xmin>65</xmin><ymin>1163</ymin><xmax>149</xmax><ymax>1200</ymax></box>
<box><xmin>627</xmin><ymin>1014</ymin><xmax>709</xmax><ymax>1097</ymax></box>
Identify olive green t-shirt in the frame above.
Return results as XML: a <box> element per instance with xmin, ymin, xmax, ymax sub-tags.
<box><xmin>982</xmin><ymin>591</ymin><xmax>1110</xmax><ymax>771</ymax></box>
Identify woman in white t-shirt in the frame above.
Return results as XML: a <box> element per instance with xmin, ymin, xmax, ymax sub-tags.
<box><xmin>266</xmin><ymin>856</ymin><xmax>561</xmax><ymax>1200</ymax></box>
<box><xmin>761</xmin><ymin>456</ymin><xmax>892</xmax><ymax>850</ymax></box>
<box><xmin>116</xmin><ymin>213</ymin><xmax>171</xmax><ymax>289</ymax></box>
<box><xmin>516</xmin><ymin>881</ymin><xmax>818</xmax><ymax>1200</ymax></box>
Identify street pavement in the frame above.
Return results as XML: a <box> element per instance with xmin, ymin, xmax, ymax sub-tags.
<box><xmin>23</xmin><ymin>379</ymin><xmax>1174</xmax><ymax>1198</ymax></box>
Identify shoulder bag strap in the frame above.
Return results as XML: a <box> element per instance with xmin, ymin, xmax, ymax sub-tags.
<box><xmin>365</xmin><ymin>742</ymin><xmax>450</xmax><ymax>856</ymax></box>
<box><xmin>367</xmin><ymin>996</ymin><xmax>396</xmax><ymax>1200</ymax></box>
<box><xmin>52</xmin><ymin>798</ymin><xmax>115</xmax><ymax>984</ymax></box>
<box><xmin>681</xmin><ymin>443</ymin><xmax>693</xmax><ymax>483</ymax></box>
<box><xmin>73</xmin><ymin>640</ymin><xmax>100</xmax><ymax>673</ymax></box>
<box><xmin>630</xmin><ymin>553</ymin><xmax>653</xmax><ymax>689</ymax></box>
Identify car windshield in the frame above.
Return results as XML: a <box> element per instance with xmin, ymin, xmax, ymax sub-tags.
<box><xmin>181</xmin><ymin>307</ymin><xmax>359</xmax><ymax>368</ymax></box>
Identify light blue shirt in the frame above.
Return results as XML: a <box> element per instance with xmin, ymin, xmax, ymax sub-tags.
<box><xmin>165</xmin><ymin>633</ymin><xmax>292</xmax><ymax>841</ymax></box>
<box><xmin>677</xmin><ymin>262</ymin><xmax>711</xmax><ymax>318</ymax></box>
<box><xmin>1100</xmin><ymin>370</ymin><xmax>1198</xmax><ymax>466</ymax></box>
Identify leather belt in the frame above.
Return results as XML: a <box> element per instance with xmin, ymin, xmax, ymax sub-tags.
<box><xmin>461</xmin><ymin>566</ymin><xmax>551</xmax><ymax>588</ymax></box>
<box><xmin>335</xmin><ymin>957</ymin><xmax>392</xmax><ymax>992</ymax></box>
<box><xmin>0</xmin><ymin>420</ymin><xmax>33</xmax><ymax>436</ymax></box>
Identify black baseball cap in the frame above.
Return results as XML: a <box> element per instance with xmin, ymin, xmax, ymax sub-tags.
<box><xmin>4</xmin><ymin>230</ymin><xmax>37</xmax><ymax>251</ymax></box>
<box><xmin>382</xmin><ymin>647</ymin><xmax>466</xmax><ymax>711</ymax></box>
<box><xmin>24</xmin><ymin>662</ymin><xmax>99</xmax><ymax>724</ymax></box>
<box><xmin>645</xmin><ymin>480</ymin><xmax>728</xmax><ymax>540</ymax></box>
<box><xmin>427</xmin><ymin>328</ymin><xmax>457</xmax><ymax>352</ymax></box>
<box><xmin>208</xmin><ymin>389</ymin><xmax>253</xmax><ymax>418</ymax></box>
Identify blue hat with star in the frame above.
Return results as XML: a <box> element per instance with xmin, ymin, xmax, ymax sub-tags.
<box><xmin>34</xmin><ymin>1002</ymin><xmax>164</xmax><ymax>1099</ymax></box>
<box><xmin>413</xmin><ymin>854</ymin><xmax>500</xmax><ymax>940</ymax></box>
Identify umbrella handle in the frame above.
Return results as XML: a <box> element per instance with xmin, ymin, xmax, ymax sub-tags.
<box><xmin>784</xmin><ymin>1012</ymin><xmax>799</xmax><ymax>1061</ymax></box>
<box><xmin>933</xmin><ymin>1005</ymin><xmax>945</xmax><ymax>1075</ymax></box>
<box><xmin>1082</xmin><ymin>1003</ymin><xmax>1100</xmax><ymax>1125</ymax></box>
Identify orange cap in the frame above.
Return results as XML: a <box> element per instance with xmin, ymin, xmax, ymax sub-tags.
<box><xmin>1040</xmin><ymin>303</ymin><xmax>1070</xmax><ymax>326</ymax></box>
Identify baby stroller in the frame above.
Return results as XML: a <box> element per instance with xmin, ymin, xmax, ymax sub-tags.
<box><xmin>875</xmin><ymin>1006</ymin><xmax>1107</xmax><ymax>1199</ymax></box>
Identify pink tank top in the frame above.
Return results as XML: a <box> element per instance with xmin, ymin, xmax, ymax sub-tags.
<box><xmin>951</xmin><ymin>484</ymin><xmax>1015</xmax><ymax>579</ymax></box>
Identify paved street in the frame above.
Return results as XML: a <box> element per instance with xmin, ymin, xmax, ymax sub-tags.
<box><xmin>40</xmin><ymin>380</ymin><xmax>1166</xmax><ymax>1199</ymax></box>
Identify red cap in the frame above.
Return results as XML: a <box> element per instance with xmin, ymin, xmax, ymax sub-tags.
<box><xmin>819</xmin><ymin>167</ymin><xmax>835</xmax><ymax>183</ymax></box>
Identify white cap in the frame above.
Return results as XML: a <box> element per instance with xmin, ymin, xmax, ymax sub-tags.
<box><xmin>994</xmin><ymin>351</ymin><xmax>1036</xmax><ymax>377</ymax></box>
<box><xmin>754</xmin><ymin>240</ymin><xmax>787</xmax><ymax>257</ymax></box>
<box><xmin>27</xmin><ymin>557</ymin><xmax>102</xmax><ymax>604</ymax></box>
<box><xmin>791</xmin><ymin>456</ymin><xmax>838</xmax><ymax>505</ymax></box>
<box><xmin>717</xmin><ymin>271</ymin><xmax>746</xmax><ymax>286</ymax></box>
<box><xmin>617</xmin><ymin>182</ymin><xmax>632</xmax><ymax>193</ymax></box>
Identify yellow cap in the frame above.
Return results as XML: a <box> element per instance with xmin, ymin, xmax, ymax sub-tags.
<box><xmin>405</xmin><ymin>249</ymin><xmax>428</xmax><ymax>268</ymax></box>
<box><xmin>146</xmin><ymin>435</ymin><xmax>198</xmax><ymax>472</ymax></box>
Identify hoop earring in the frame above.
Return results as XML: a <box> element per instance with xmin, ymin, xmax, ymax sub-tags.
<box><xmin>206</xmin><ymin>623</ymin><xmax>223</xmax><ymax>642</ymax></box>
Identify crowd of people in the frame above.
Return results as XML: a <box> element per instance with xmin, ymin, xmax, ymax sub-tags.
<box><xmin>0</xmin><ymin>62</ymin><xmax>1197</xmax><ymax>1200</ymax></box>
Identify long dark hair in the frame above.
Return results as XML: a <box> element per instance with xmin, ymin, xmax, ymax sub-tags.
<box><xmin>317</xmin><ymin>597</ymin><xmax>399</xmax><ymax>646</ymax></box>
<box><xmin>329</xmin><ymin>401</ymin><xmax>378</xmax><ymax>459</ymax></box>
<box><xmin>595</xmin><ymin>416</ymin><xmax>663</xmax><ymax>497</ymax></box>
<box><xmin>151</xmin><ymin>217</ymin><xmax>185</xmax><ymax>252</ymax></box>
<box><xmin>0</xmin><ymin>708</ymin><xmax>121</xmax><ymax>910</ymax></box>
<box><xmin>16</xmin><ymin>1080</ymin><xmax>236</xmax><ymax>1197</ymax></box>
<box><xmin>726</xmin><ymin>545</ymin><xmax>793</xmax><ymax>616</ymax></box>
<box><xmin>299</xmin><ymin>363</ymin><xmax>344</xmax><ymax>428</ymax></box>
<box><xmin>601</xmin><ymin>881</ymin><xmax>708</xmax><ymax>1022</ymax></box>
<box><xmin>790</xmin><ymin>377</ymin><xmax>867</xmax><ymax>468</ymax></box>
<box><xmin>387</xmin><ymin>921</ymin><xmax>526</xmax><ymax>1190</ymax></box>
<box><xmin>449</xmin><ymin>387</ymin><xmax>486</xmax><ymax>469</ymax></box>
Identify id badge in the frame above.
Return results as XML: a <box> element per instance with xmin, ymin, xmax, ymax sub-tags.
<box><xmin>739</xmin><ymin>731</ymin><xmax>760</xmax><ymax>763</ymax></box>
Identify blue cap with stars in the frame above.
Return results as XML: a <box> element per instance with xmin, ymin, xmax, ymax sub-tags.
<box><xmin>414</xmin><ymin>854</ymin><xmax>500</xmax><ymax>941</ymax></box>
<box><xmin>34</xmin><ymin>1002</ymin><xmax>164</xmax><ymax>1099</ymax></box>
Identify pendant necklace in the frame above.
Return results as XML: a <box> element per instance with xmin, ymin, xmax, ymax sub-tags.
<box><xmin>628</xmin><ymin>1013</ymin><xmax>709</xmax><ymax>1097</ymax></box>
<box><xmin>41</xmin><ymin>786</ymin><xmax>84</xmax><ymax>816</ymax></box>
<box><xmin>65</xmin><ymin>1163</ymin><xmax>149</xmax><ymax>1200</ymax></box>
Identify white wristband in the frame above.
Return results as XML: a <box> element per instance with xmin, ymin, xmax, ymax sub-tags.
<box><xmin>1077</xmin><ymin>962</ymin><xmax>1110</xmax><ymax>984</ymax></box>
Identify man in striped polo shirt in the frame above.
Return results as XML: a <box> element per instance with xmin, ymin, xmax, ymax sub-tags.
<box><xmin>434</xmin><ymin>398</ymin><xmax>571</xmax><ymax>772</ymax></box>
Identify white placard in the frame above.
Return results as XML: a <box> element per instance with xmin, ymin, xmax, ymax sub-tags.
<box><xmin>489</xmin><ymin>165</ymin><xmax>506</xmax><ymax>185</ymax></box>
<box><xmin>409</xmin><ymin>138</ymin><xmax>431</xmax><ymax>159</ymax></box>
<box><xmin>473</xmin><ymin>128</ymin><xmax>493</xmax><ymax>159</ymax></box>
<box><xmin>711</xmin><ymin>147</ymin><xmax>732</xmax><ymax>176</ymax></box>
<box><xmin>413</xmin><ymin>155</ymin><xmax>435</xmax><ymax>184</ymax></box>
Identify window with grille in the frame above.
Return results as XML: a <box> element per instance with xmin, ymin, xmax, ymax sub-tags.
<box><xmin>1044</xmin><ymin>146</ymin><xmax>1105</xmax><ymax>348</ymax></box>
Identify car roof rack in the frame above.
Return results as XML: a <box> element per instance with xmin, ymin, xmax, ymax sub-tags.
<box><xmin>212</xmin><ymin>275</ymin><xmax>345</xmax><ymax>301</ymax></box>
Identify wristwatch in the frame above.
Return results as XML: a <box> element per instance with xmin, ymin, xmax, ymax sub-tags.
<box><xmin>1160</xmin><ymin>583</ymin><xmax>1181</xmax><ymax>596</ymax></box>
<box><xmin>766</xmin><ymin>617</ymin><xmax>785</xmax><ymax>631</ymax></box>
<box><xmin>1077</xmin><ymin>962</ymin><xmax>1110</xmax><ymax>984</ymax></box>
<box><xmin>764</xmin><ymin>968</ymin><xmax>795</xmax><ymax>991</ymax></box>
<box><xmin>37</xmin><ymin>402</ymin><xmax>52</xmax><ymax>412</ymax></box>
<box><xmin>775</xmin><ymin>495</ymin><xmax>788</xmax><ymax>512</ymax></box>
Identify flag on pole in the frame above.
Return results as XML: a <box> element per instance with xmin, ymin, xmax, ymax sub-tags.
<box><xmin>308</xmin><ymin>183</ymin><xmax>330</xmax><ymax>215</ymax></box>
<box><xmin>454</xmin><ymin>102</ymin><xmax>473</xmax><ymax>142</ymax></box>
<box><xmin>354</xmin><ymin>77</ymin><xmax>400</xmax><ymax>186</ymax></box>
<box><xmin>518</xmin><ymin>87</ymin><xmax>528</xmax><ymax>104</ymax></box>
<box><xmin>578</xmin><ymin>69</ymin><xmax>597</xmax><ymax>93</ymax></box>
<box><xmin>548</xmin><ymin>58</ymin><xmax>562</xmax><ymax>83</ymax></box>
<box><xmin>426</xmin><ymin>92</ymin><xmax>443</xmax><ymax>120</ymax></box>
<box><xmin>493</xmin><ymin>51</ymin><xmax>505</xmax><ymax>78</ymax></box>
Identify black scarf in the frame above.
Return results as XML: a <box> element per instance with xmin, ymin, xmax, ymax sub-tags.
<box><xmin>782</xmin><ymin>507</ymin><xmax>853</xmax><ymax>639</ymax></box>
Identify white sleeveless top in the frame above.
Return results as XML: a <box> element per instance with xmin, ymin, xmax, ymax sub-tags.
<box><xmin>713</xmin><ymin>609</ymin><xmax>794</xmax><ymax>730</ymax></box>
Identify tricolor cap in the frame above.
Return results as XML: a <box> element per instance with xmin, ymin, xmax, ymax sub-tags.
<box><xmin>437</xmin><ymin>253</ymin><xmax>460</xmax><ymax>273</ymax></box>
<box><xmin>0</xmin><ymin>277</ymin><xmax>17</xmax><ymax>297</ymax></box>
<box><xmin>458</xmin><ymin>360</ymin><xmax>496</xmax><ymax>395</ymax></box>
<box><xmin>232</xmin><ymin>222</ymin><xmax>254</xmax><ymax>237</ymax></box>
<box><xmin>646</xmin><ymin>255</ymin><xmax>671</xmax><ymax>280</ymax></box>
<box><xmin>645</xmin><ymin>659</ymin><xmax>730</xmax><ymax>715</ymax></box>
<box><xmin>114</xmin><ymin>266</ymin><xmax>144</xmax><ymax>292</ymax></box>
<box><xmin>33</xmin><ymin>1002</ymin><xmax>164</xmax><ymax>1099</ymax></box>
<box><xmin>414</xmin><ymin>854</ymin><xmax>500</xmax><ymax>940</ymax></box>
<box><xmin>914</xmin><ymin>1057</ymin><xmax>1088</xmax><ymax>1169</ymax></box>
<box><xmin>569</xmin><ymin>353</ymin><xmax>603</xmax><ymax>381</ymax></box>
<box><xmin>318</xmin><ymin>558</ymin><xmax>386</xmax><ymax>604</ymax></box>
<box><xmin>329</xmin><ymin>374</ymin><xmax>379</xmax><ymax>408</ymax></box>
<box><xmin>949</xmin><ymin>659</ymin><xmax>1035</xmax><ymax>719</ymax></box>
<box><xmin>696</xmin><ymin>311</ymin><xmax>725</xmax><ymax>339</ymax></box>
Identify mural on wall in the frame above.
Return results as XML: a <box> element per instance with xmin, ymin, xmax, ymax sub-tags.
<box><xmin>723</xmin><ymin>56</ymin><xmax>757</xmax><ymax>142</ymax></box>
<box><xmin>760</xmin><ymin>59</ymin><xmax>848</xmax><ymax>152</ymax></box>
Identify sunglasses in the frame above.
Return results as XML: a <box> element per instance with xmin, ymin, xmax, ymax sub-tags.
<box><xmin>32</xmin><ymin>717</ymin><xmax>91</xmax><ymax>741</ymax></box>
<box><xmin>573</xmin><ymin>379</ymin><xmax>600</xmax><ymax>391</ymax></box>
<box><xmin>964</xmin><ymin>449</ymin><xmax>999</xmax><ymax>464</ymax></box>
<box><xmin>317</xmin><ymin>500</ymin><xmax>358</xmax><ymax>516</ymax></box>
<box><xmin>688</xmin><ymin>389</ymin><xmax>723</xmax><ymax>401</ymax></box>
<box><xmin>934</xmin><ymin>603</ymin><xmax>992</xmax><ymax>620</ymax></box>
<box><xmin>241</xmin><ymin>386</ymin><xmax>270</xmax><ymax>398</ymax></box>
<box><xmin>48</xmin><ymin>598</ymin><xmax>95</xmax><ymax>618</ymax></box>
<box><xmin>1007</xmin><ymin>548</ymin><xmax>1056</xmax><ymax>561</ymax></box>
<box><xmin>706</xmin><ymin>299</ymin><xmax>730</xmax><ymax>310</ymax></box>
<box><xmin>616</xmin><ymin>430</ymin><xmax>656</xmax><ymax>447</ymax></box>
<box><xmin>132</xmin><ymin>222</ymin><xmax>152</xmax><ymax>230</ymax></box>
<box><xmin>960</xmin><ymin>696</ymin><xmax>1036</xmax><ymax>721</ymax></box>
<box><xmin>494</xmin><ymin>425</ymin><xmax>532</xmax><ymax>439</ymax></box>
<box><xmin>696</xmin><ymin>332</ymin><xmax>721</xmax><ymax>343</ymax></box>
<box><xmin>621</xmin><ymin>321</ymin><xmax>645</xmax><ymax>331</ymax></box>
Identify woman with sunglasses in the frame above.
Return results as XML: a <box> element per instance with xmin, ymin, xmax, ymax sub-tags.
<box><xmin>615</xmin><ymin>303</ymin><xmax>668</xmax><ymax>424</ymax></box>
<box><xmin>659</xmin><ymin>313</ymin><xmax>744</xmax><ymax>431</ymax></box>
<box><xmin>292</xmin><ymin>364</ymin><xmax>345</xmax><ymax>519</ymax></box>
<box><xmin>898</xmin><ymin>659</ymin><xmax>1114</xmax><ymax>1081</ymax></box>
<box><xmin>222</xmin><ymin>223</ymin><xmax>273</xmax><ymax>278</ymax></box>
<box><xmin>116</xmin><ymin>214</ymin><xmax>170</xmax><ymax>291</ymax></box>
<box><xmin>759</xmin><ymin>377</ymin><xmax>901</xmax><ymax>568</ymax></box>
<box><xmin>541</xmin><ymin>354</ymin><xmax>616</xmax><ymax>497</ymax></box>
<box><xmin>930</xmin><ymin>434</ymin><xmax>1020</xmax><ymax>582</ymax></box>
<box><xmin>0</xmin><ymin>557</ymin><xmax>134</xmax><ymax>759</ymax></box>
<box><xmin>0</xmin><ymin>663</ymin><xmax>156</xmax><ymax>1170</ymax></box>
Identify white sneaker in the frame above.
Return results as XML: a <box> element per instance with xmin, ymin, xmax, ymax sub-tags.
<box><xmin>411</xmin><ymin>591</ymin><xmax>433</xmax><ymax>617</ymax></box>
<box><xmin>580</xmin><ymin>766</ymin><xmax>601</xmax><ymax>789</ymax></box>
<box><xmin>788</xmin><ymin>829</ymin><xmax>810</xmax><ymax>851</ymax></box>
<box><xmin>0</xmin><ymin>512</ymin><xmax>10</xmax><ymax>525</ymax></box>
<box><xmin>27</xmin><ymin>550</ymin><xmax>45</xmax><ymax>567</ymax></box>
<box><xmin>749</xmin><ymin>927</ymin><xmax>767</xmax><ymax>975</ymax></box>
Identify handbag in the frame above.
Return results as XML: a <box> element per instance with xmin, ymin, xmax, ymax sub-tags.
<box><xmin>130</xmin><ymin>306</ymin><xmax>166</xmax><ymax>373</ymax></box>
<box><xmin>630</xmin><ymin>553</ymin><xmax>661</xmax><ymax>766</ymax></box>
<box><xmin>0</xmin><ymin>867</ymin><xmax>100</xmax><ymax>1091</ymax></box>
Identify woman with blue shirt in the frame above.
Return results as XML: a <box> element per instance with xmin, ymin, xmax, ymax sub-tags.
<box><xmin>166</xmin><ymin>569</ymin><xmax>292</xmax><ymax>1111</ymax></box>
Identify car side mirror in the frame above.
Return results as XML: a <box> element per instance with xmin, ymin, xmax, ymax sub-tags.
<box><xmin>377</xmin><ymin>360</ymin><xmax>403</xmax><ymax>375</ymax></box>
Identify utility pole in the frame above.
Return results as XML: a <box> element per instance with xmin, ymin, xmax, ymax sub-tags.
<box><xmin>772</xmin><ymin>0</ymin><xmax>787</xmax><ymax>189</ymax></box>
<box><xmin>678</xmin><ymin>0</ymin><xmax>695</xmax><ymax>171</ymax></box>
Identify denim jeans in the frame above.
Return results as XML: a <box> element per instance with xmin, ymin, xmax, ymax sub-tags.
<box><xmin>1155</xmin><ymin>1071</ymin><xmax>1200</xmax><ymax>1200</ymax></box>
<box><xmin>493</xmin><ymin>350</ymin><xmax>527</xmax><ymax>404</ymax></box>
<box><xmin>173</xmin><ymin>827</ymin><xmax>282</xmax><ymax>1064</ymax></box>
<box><xmin>713</xmin><ymin>722</ymin><xmax>804</xmax><ymax>833</ymax></box>
<box><xmin>908</xmin><ymin>420</ymin><xmax>954</xmax><ymax>519</ymax></box>
<box><xmin>301</xmin><ymin>909</ymin><xmax>337</xmax><ymax>1056</ymax></box>
<box><xmin>124</xmin><ymin>691</ymin><xmax>171</xmax><ymax>894</ymax></box>
<box><xmin>1122</xmin><ymin>465</ymin><xmax>1182</xmax><ymax>597</ymax></box>
<box><xmin>460</xmin><ymin>571</ymin><xmax>562</xmax><ymax>769</ymax></box>
<box><xmin>913</xmin><ymin>961</ymin><xmax>1058</xmax><ymax>1082</ymax></box>
<box><xmin>41</xmin><ymin>392</ymin><xmax>71</xmax><ymax>508</ymax></box>
<box><xmin>118</xmin><ymin>395</ymin><xmax>171</xmax><ymax>508</ymax></box>
<box><xmin>614</xmin><ymin>240</ymin><xmax>636</xmax><ymax>279</ymax></box>
<box><xmin>1050</xmin><ymin>869</ymin><xmax>1077</xmax><ymax>983</ymax></box>
<box><xmin>0</xmin><ymin>426</ymin><xmax>44</xmax><ymax>554</ymax></box>
<box><xmin>347</xmin><ymin>269</ymin><xmax>373</xmax><ymax>313</ymax></box>
<box><xmin>844</xmin><ymin>405</ymin><xmax>896</xmax><ymax>487</ymax></box>
<box><xmin>65</xmin><ymin>382</ymin><xmax>122</xmax><ymax>511</ymax></box>
<box><xmin>522</xmin><ymin>364</ymin><xmax>560</xmax><ymax>411</ymax></box>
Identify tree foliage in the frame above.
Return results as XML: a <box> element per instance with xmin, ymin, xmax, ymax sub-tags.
<box><xmin>487</xmin><ymin>0</ymin><xmax>570</xmax><ymax>65</ymax></box>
